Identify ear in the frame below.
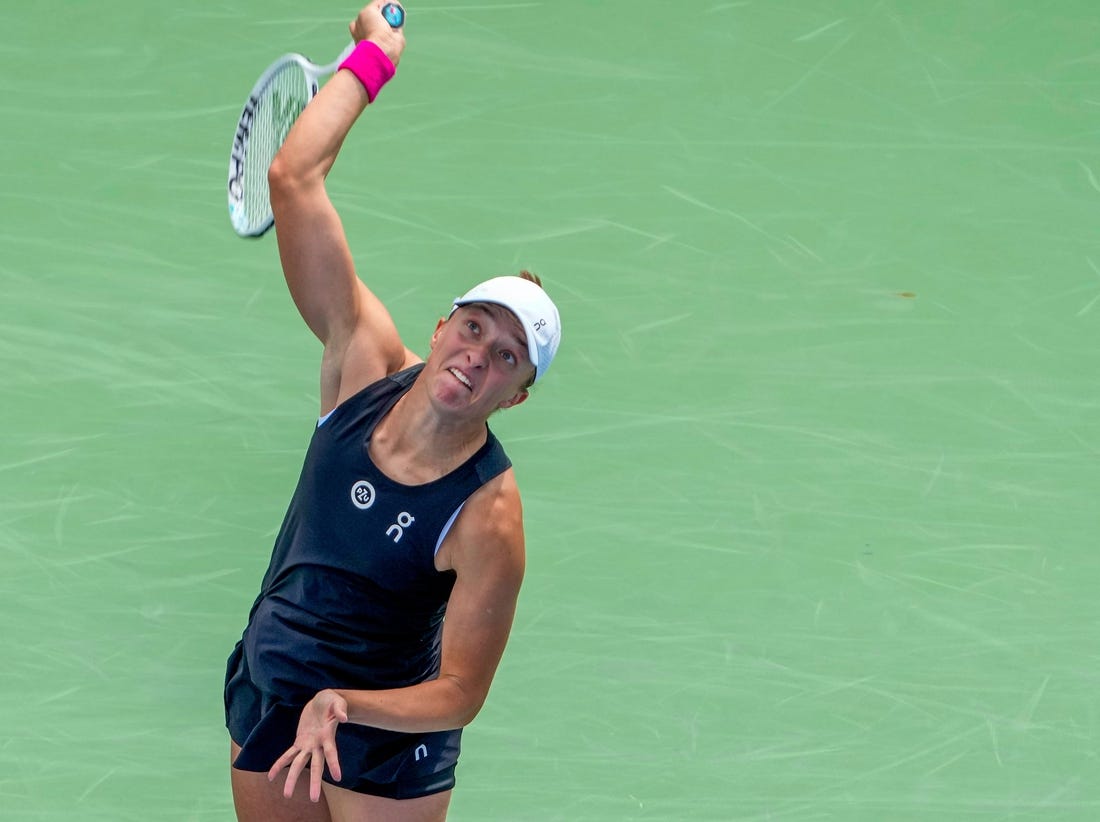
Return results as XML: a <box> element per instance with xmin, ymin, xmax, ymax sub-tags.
<box><xmin>497</xmin><ymin>389</ymin><xmax>529</xmax><ymax>411</ymax></box>
<box><xmin>429</xmin><ymin>317</ymin><xmax>447</xmax><ymax>348</ymax></box>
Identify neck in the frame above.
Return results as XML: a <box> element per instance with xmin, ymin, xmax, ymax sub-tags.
<box><xmin>369</xmin><ymin>379</ymin><xmax>488</xmax><ymax>484</ymax></box>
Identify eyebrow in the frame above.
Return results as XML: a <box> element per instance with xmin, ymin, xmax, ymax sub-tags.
<box><xmin>468</xmin><ymin>304</ymin><xmax>528</xmax><ymax>355</ymax></box>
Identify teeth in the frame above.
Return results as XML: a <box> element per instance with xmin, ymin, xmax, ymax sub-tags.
<box><xmin>449</xmin><ymin>368</ymin><xmax>472</xmax><ymax>389</ymax></box>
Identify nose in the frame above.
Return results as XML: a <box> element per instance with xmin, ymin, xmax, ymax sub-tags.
<box><xmin>465</xmin><ymin>342</ymin><xmax>490</xmax><ymax>369</ymax></box>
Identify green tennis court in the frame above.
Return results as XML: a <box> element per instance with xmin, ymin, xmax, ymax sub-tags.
<box><xmin>3</xmin><ymin>2</ymin><xmax>1098</xmax><ymax>819</ymax></box>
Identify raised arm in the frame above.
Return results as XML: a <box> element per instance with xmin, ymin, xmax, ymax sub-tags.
<box><xmin>268</xmin><ymin>1</ymin><xmax>417</xmax><ymax>414</ymax></box>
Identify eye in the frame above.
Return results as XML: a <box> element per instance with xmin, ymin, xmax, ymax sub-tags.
<box><xmin>466</xmin><ymin>320</ymin><xmax>480</xmax><ymax>335</ymax></box>
<box><xmin>500</xmin><ymin>349</ymin><xmax>517</xmax><ymax>365</ymax></box>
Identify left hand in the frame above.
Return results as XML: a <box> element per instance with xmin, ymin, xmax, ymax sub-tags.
<box><xmin>267</xmin><ymin>689</ymin><xmax>349</xmax><ymax>802</ymax></box>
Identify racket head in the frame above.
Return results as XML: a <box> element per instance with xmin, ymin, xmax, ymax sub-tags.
<box><xmin>227</xmin><ymin>54</ymin><xmax>318</xmax><ymax>238</ymax></box>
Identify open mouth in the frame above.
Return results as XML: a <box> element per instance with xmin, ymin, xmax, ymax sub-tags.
<box><xmin>448</xmin><ymin>367</ymin><xmax>473</xmax><ymax>391</ymax></box>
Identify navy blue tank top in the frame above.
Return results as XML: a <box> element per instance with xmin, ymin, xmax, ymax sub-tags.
<box><xmin>240</xmin><ymin>364</ymin><xmax>512</xmax><ymax>703</ymax></box>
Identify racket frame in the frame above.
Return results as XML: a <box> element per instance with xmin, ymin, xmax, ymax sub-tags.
<box><xmin>228</xmin><ymin>45</ymin><xmax>354</xmax><ymax>238</ymax></box>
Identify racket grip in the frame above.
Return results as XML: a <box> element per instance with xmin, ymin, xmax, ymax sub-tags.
<box><xmin>382</xmin><ymin>3</ymin><xmax>405</xmax><ymax>28</ymax></box>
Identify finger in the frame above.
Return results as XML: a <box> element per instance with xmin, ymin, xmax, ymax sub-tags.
<box><xmin>267</xmin><ymin>747</ymin><xmax>297</xmax><ymax>782</ymax></box>
<box><xmin>310</xmin><ymin>749</ymin><xmax>324</xmax><ymax>803</ymax></box>
<box><xmin>283</xmin><ymin>750</ymin><xmax>309</xmax><ymax>799</ymax></box>
<box><xmin>323</xmin><ymin>738</ymin><xmax>343</xmax><ymax>783</ymax></box>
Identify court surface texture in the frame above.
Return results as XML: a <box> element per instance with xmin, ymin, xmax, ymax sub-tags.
<box><xmin>3</xmin><ymin>2</ymin><xmax>1098</xmax><ymax>819</ymax></box>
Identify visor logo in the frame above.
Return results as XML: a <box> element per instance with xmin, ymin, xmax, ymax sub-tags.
<box><xmin>350</xmin><ymin>480</ymin><xmax>376</xmax><ymax>510</ymax></box>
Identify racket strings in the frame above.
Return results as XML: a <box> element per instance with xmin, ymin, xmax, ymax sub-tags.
<box><xmin>232</xmin><ymin>63</ymin><xmax>310</xmax><ymax>235</ymax></box>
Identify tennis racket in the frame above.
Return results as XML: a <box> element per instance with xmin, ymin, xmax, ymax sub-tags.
<box><xmin>227</xmin><ymin>2</ymin><xmax>406</xmax><ymax>238</ymax></box>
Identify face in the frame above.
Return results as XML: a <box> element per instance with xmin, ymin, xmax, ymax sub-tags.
<box><xmin>425</xmin><ymin>303</ymin><xmax>535</xmax><ymax>417</ymax></box>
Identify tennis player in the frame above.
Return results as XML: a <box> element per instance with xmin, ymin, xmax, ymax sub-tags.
<box><xmin>222</xmin><ymin>2</ymin><xmax>562</xmax><ymax>820</ymax></box>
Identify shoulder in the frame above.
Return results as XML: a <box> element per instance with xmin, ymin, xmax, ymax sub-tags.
<box><xmin>436</xmin><ymin>468</ymin><xmax>525</xmax><ymax>581</ymax></box>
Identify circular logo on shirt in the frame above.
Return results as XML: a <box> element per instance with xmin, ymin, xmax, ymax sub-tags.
<box><xmin>350</xmin><ymin>480</ymin><xmax>377</xmax><ymax>510</ymax></box>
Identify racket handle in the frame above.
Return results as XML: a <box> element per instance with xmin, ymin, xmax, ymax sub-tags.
<box><xmin>382</xmin><ymin>3</ymin><xmax>405</xmax><ymax>28</ymax></box>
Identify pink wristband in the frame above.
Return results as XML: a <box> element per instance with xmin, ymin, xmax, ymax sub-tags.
<box><xmin>338</xmin><ymin>40</ymin><xmax>396</xmax><ymax>103</ymax></box>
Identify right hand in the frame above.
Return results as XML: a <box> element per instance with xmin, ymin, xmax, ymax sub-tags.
<box><xmin>349</xmin><ymin>1</ymin><xmax>407</xmax><ymax>67</ymax></box>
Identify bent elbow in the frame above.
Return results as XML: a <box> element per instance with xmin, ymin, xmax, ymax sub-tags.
<box><xmin>441</xmin><ymin>676</ymin><xmax>489</xmax><ymax>728</ymax></box>
<box><xmin>457</xmin><ymin>700</ymin><xmax>486</xmax><ymax>728</ymax></box>
<box><xmin>267</xmin><ymin>153</ymin><xmax>297</xmax><ymax>205</ymax></box>
<box><xmin>448</xmin><ymin>691</ymin><xmax>486</xmax><ymax>729</ymax></box>
<box><xmin>267</xmin><ymin>152</ymin><xmax>326</xmax><ymax>219</ymax></box>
